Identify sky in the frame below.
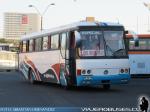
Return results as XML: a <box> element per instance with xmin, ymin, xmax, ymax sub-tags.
<box><xmin>0</xmin><ymin>0</ymin><xmax>150</xmax><ymax>37</ymax></box>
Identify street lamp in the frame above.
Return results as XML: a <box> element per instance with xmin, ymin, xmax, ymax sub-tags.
<box><xmin>143</xmin><ymin>3</ymin><xmax>150</xmax><ymax>32</ymax></box>
<box><xmin>28</xmin><ymin>3</ymin><xmax>55</xmax><ymax>31</ymax></box>
<box><xmin>143</xmin><ymin>2</ymin><xmax>150</xmax><ymax>10</ymax></box>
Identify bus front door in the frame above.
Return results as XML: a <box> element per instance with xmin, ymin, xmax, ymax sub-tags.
<box><xmin>60</xmin><ymin>32</ymin><xmax>76</xmax><ymax>87</ymax></box>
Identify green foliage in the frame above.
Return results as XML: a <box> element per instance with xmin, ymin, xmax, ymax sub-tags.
<box><xmin>0</xmin><ymin>38</ymin><xmax>7</xmax><ymax>43</ymax></box>
<box><xmin>0</xmin><ymin>38</ymin><xmax>19</xmax><ymax>45</ymax></box>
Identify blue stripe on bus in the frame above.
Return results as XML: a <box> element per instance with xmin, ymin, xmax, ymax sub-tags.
<box><xmin>76</xmin><ymin>74</ymin><xmax>130</xmax><ymax>86</ymax></box>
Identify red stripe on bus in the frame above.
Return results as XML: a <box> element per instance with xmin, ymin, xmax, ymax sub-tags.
<box><xmin>51</xmin><ymin>64</ymin><xmax>61</xmax><ymax>81</ymax></box>
<box><xmin>51</xmin><ymin>63</ymin><xmax>69</xmax><ymax>82</ymax></box>
<box><xmin>128</xmin><ymin>51</ymin><xmax>150</xmax><ymax>54</ymax></box>
<box><xmin>24</xmin><ymin>57</ymin><xmax>41</xmax><ymax>81</ymax></box>
<box><xmin>126</xmin><ymin>34</ymin><xmax>150</xmax><ymax>38</ymax></box>
<box><xmin>27</xmin><ymin>60</ymin><xmax>41</xmax><ymax>81</ymax></box>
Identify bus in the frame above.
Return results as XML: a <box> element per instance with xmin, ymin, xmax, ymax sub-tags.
<box><xmin>0</xmin><ymin>44</ymin><xmax>9</xmax><ymax>51</ymax></box>
<box><xmin>19</xmin><ymin>19</ymin><xmax>130</xmax><ymax>89</ymax></box>
<box><xmin>126</xmin><ymin>34</ymin><xmax>150</xmax><ymax>76</ymax></box>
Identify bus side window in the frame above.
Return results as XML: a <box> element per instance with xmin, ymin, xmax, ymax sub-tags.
<box><xmin>29</xmin><ymin>39</ymin><xmax>34</xmax><ymax>52</ymax></box>
<box><xmin>129</xmin><ymin>39</ymin><xmax>135</xmax><ymax>50</ymax></box>
<box><xmin>26</xmin><ymin>40</ymin><xmax>29</xmax><ymax>52</ymax></box>
<box><xmin>148</xmin><ymin>40</ymin><xmax>150</xmax><ymax>50</ymax></box>
<box><xmin>35</xmin><ymin>37</ymin><xmax>42</xmax><ymax>51</ymax></box>
<box><xmin>48</xmin><ymin>35</ymin><xmax>51</xmax><ymax>49</ymax></box>
<box><xmin>51</xmin><ymin>34</ymin><xmax>59</xmax><ymax>49</ymax></box>
<box><xmin>20</xmin><ymin>42</ymin><xmax>23</xmax><ymax>53</ymax></box>
<box><xmin>22</xmin><ymin>41</ymin><xmax>26</xmax><ymax>53</ymax></box>
<box><xmin>42</xmin><ymin>36</ymin><xmax>48</xmax><ymax>50</ymax></box>
<box><xmin>60</xmin><ymin>32</ymin><xmax>69</xmax><ymax>59</ymax></box>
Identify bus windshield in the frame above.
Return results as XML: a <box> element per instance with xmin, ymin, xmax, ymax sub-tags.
<box><xmin>104</xmin><ymin>31</ymin><xmax>126</xmax><ymax>56</ymax></box>
<box><xmin>78</xmin><ymin>30</ymin><xmax>126</xmax><ymax>57</ymax></box>
<box><xmin>79</xmin><ymin>31</ymin><xmax>105</xmax><ymax>56</ymax></box>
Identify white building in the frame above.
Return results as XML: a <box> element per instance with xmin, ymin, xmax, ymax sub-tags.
<box><xmin>3</xmin><ymin>12</ymin><xmax>40</xmax><ymax>40</ymax></box>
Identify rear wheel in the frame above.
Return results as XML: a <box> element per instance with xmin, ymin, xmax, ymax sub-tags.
<box><xmin>61</xmin><ymin>85</ymin><xmax>72</xmax><ymax>90</ymax></box>
<box><xmin>103</xmin><ymin>84</ymin><xmax>110</xmax><ymax>90</ymax></box>
<box><xmin>28</xmin><ymin>69</ymin><xmax>36</xmax><ymax>84</ymax></box>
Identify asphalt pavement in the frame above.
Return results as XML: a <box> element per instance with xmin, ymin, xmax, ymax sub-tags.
<box><xmin>0</xmin><ymin>71</ymin><xmax>149</xmax><ymax>108</ymax></box>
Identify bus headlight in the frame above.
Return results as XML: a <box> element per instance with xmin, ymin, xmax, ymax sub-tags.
<box><xmin>87</xmin><ymin>70</ymin><xmax>91</xmax><ymax>74</ymax></box>
<box><xmin>120</xmin><ymin>69</ymin><xmax>124</xmax><ymax>73</ymax></box>
<box><xmin>82</xmin><ymin>69</ymin><xmax>86</xmax><ymax>74</ymax></box>
<box><xmin>120</xmin><ymin>68</ymin><xmax>129</xmax><ymax>74</ymax></box>
<box><xmin>125</xmin><ymin>69</ymin><xmax>129</xmax><ymax>73</ymax></box>
<box><xmin>104</xmin><ymin>70</ymin><xmax>109</xmax><ymax>75</ymax></box>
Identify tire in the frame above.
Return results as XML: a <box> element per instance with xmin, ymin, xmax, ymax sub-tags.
<box><xmin>59</xmin><ymin>74</ymin><xmax>71</xmax><ymax>90</ymax></box>
<box><xmin>103</xmin><ymin>84</ymin><xmax>110</xmax><ymax>90</ymax></box>
<box><xmin>28</xmin><ymin>69</ymin><xmax>36</xmax><ymax>84</ymax></box>
<box><xmin>62</xmin><ymin>85</ymin><xmax>72</xmax><ymax>90</ymax></box>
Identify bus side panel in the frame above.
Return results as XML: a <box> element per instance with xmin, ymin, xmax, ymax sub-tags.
<box><xmin>19</xmin><ymin>50</ymin><xmax>61</xmax><ymax>83</ymax></box>
<box><xmin>129</xmin><ymin>54</ymin><xmax>150</xmax><ymax>75</ymax></box>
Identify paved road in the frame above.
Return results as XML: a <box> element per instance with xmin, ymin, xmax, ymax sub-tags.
<box><xmin>0</xmin><ymin>71</ymin><xmax>149</xmax><ymax>108</ymax></box>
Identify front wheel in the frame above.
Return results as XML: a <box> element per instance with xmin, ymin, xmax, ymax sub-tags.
<box><xmin>103</xmin><ymin>84</ymin><xmax>110</xmax><ymax>90</ymax></box>
<box><xmin>28</xmin><ymin>70</ymin><xmax>36</xmax><ymax>84</ymax></box>
<box><xmin>59</xmin><ymin>73</ymin><xmax>72</xmax><ymax>90</ymax></box>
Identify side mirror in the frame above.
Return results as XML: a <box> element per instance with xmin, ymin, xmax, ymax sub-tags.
<box><xmin>134</xmin><ymin>38</ymin><xmax>139</xmax><ymax>47</ymax></box>
<box><xmin>74</xmin><ymin>31</ymin><xmax>81</xmax><ymax>47</ymax></box>
<box><xmin>125</xmin><ymin>30</ymin><xmax>128</xmax><ymax>34</ymax></box>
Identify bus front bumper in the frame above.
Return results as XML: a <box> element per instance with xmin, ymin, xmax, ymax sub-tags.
<box><xmin>76</xmin><ymin>74</ymin><xmax>130</xmax><ymax>86</ymax></box>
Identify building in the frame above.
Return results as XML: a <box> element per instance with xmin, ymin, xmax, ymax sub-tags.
<box><xmin>3</xmin><ymin>12</ymin><xmax>40</xmax><ymax>40</ymax></box>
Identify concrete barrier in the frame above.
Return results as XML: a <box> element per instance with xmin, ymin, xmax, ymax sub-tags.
<box><xmin>0</xmin><ymin>51</ymin><xmax>18</xmax><ymax>71</ymax></box>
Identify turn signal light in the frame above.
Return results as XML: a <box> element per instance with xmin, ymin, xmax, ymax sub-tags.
<box><xmin>77</xmin><ymin>69</ymin><xmax>81</xmax><ymax>76</ymax></box>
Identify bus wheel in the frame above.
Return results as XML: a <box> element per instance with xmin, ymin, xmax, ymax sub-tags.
<box><xmin>63</xmin><ymin>85</ymin><xmax>72</xmax><ymax>90</ymax></box>
<box><xmin>103</xmin><ymin>84</ymin><xmax>110</xmax><ymax>90</ymax></box>
<box><xmin>59</xmin><ymin>80</ymin><xmax>71</xmax><ymax>90</ymax></box>
<box><xmin>29</xmin><ymin>70</ymin><xmax>36</xmax><ymax>84</ymax></box>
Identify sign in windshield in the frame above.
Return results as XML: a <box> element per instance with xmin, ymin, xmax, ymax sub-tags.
<box><xmin>78</xmin><ymin>31</ymin><xmax>126</xmax><ymax>57</ymax></box>
<box><xmin>79</xmin><ymin>31</ymin><xmax>105</xmax><ymax>56</ymax></box>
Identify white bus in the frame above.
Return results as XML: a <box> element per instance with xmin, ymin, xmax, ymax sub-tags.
<box><xmin>126</xmin><ymin>34</ymin><xmax>150</xmax><ymax>76</ymax></box>
<box><xmin>0</xmin><ymin>44</ymin><xmax>9</xmax><ymax>51</ymax></box>
<box><xmin>19</xmin><ymin>19</ymin><xmax>130</xmax><ymax>89</ymax></box>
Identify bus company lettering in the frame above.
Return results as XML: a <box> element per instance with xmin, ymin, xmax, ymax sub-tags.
<box><xmin>44</xmin><ymin>74</ymin><xmax>55</xmax><ymax>79</ymax></box>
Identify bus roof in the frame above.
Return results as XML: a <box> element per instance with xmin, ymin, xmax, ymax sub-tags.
<box><xmin>21</xmin><ymin>21</ymin><xmax>123</xmax><ymax>41</ymax></box>
<box><xmin>126</xmin><ymin>34</ymin><xmax>150</xmax><ymax>39</ymax></box>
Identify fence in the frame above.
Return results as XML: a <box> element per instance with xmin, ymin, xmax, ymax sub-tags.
<box><xmin>0</xmin><ymin>51</ymin><xmax>18</xmax><ymax>71</ymax></box>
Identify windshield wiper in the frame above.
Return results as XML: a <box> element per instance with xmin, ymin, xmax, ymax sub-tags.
<box><xmin>113</xmin><ymin>49</ymin><xmax>125</xmax><ymax>56</ymax></box>
<box><xmin>105</xmin><ymin>44</ymin><xmax>114</xmax><ymax>56</ymax></box>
